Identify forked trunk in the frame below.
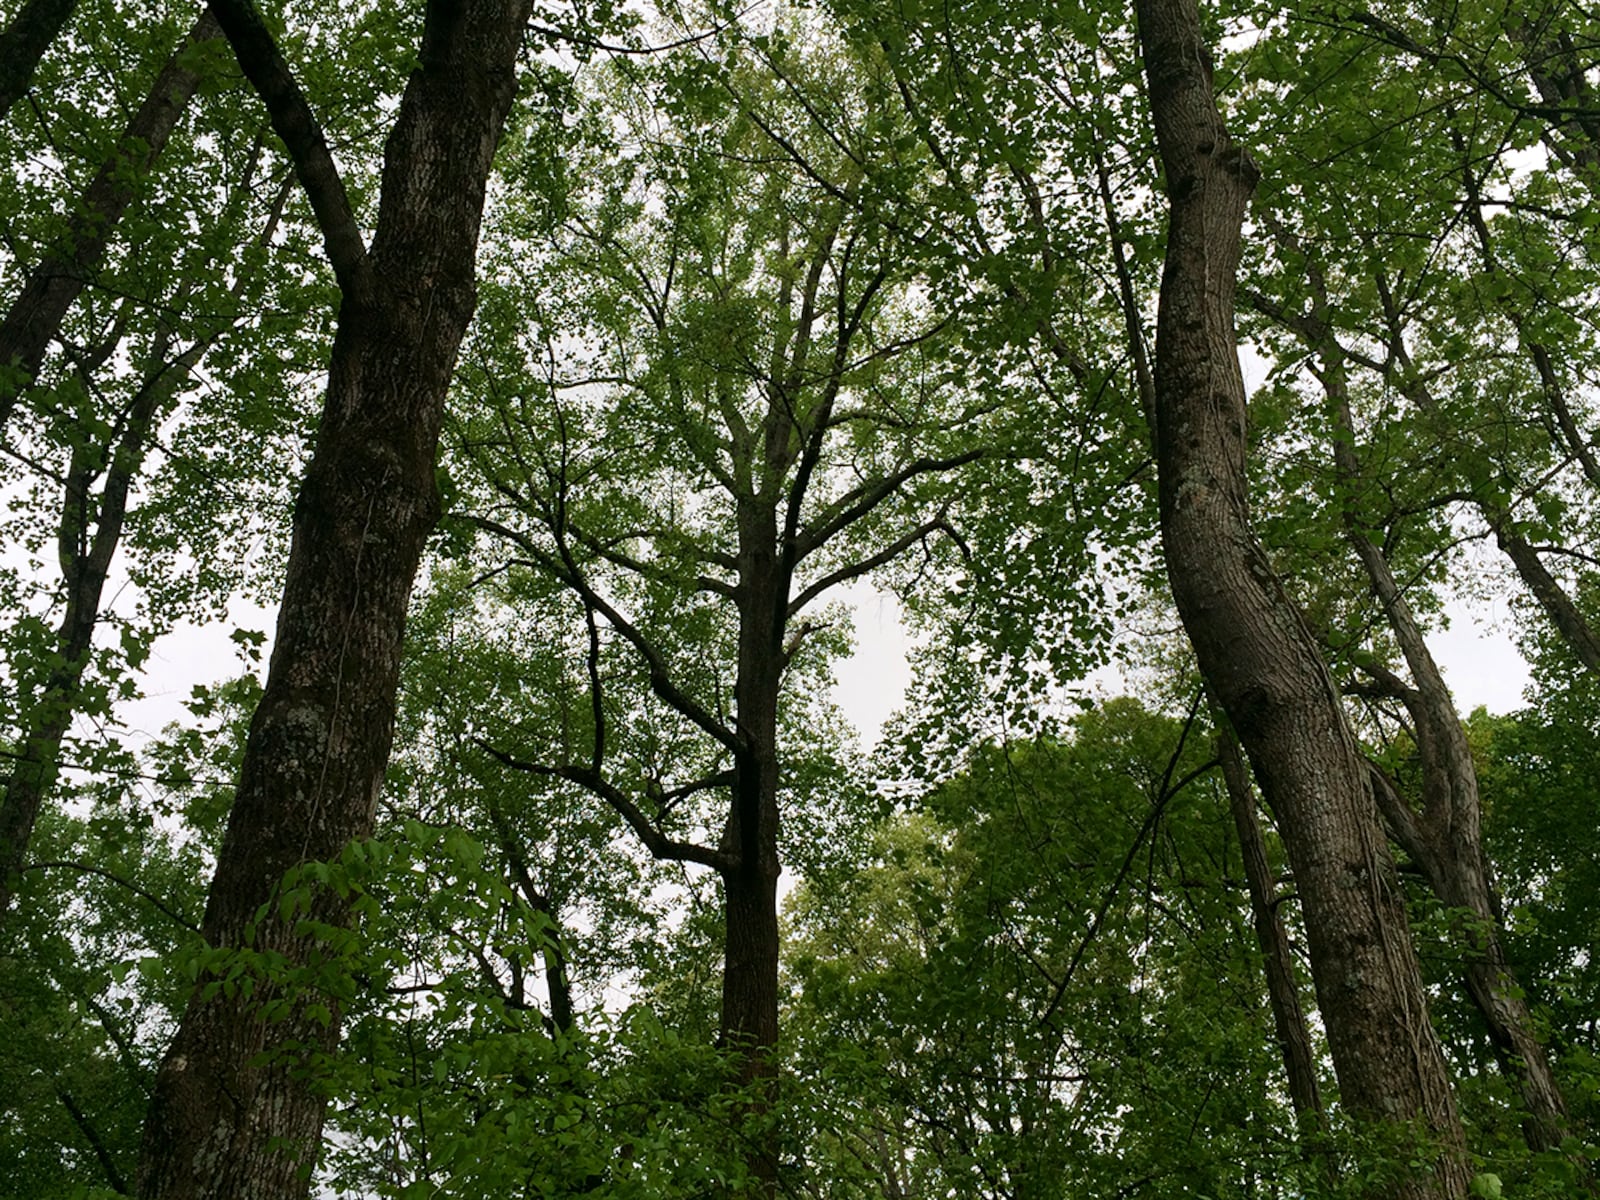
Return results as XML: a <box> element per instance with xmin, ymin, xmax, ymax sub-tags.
<box><xmin>135</xmin><ymin>6</ymin><xmax>531</xmax><ymax>1197</ymax></box>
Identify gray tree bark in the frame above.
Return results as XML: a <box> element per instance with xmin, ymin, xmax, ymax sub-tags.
<box><xmin>134</xmin><ymin>3</ymin><xmax>533</xmax><ymax>1197</ymax></box>
<box><xmin>1134</xmin><ymin>1</ymin><xmax>1470</xmax><ymax>1194</ymax></box>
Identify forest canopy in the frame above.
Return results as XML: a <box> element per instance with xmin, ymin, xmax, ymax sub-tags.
<box><xmin>0</xmin><ymin>1</ymin><xmax>1596</xmax><ymax>1198</ymax></box>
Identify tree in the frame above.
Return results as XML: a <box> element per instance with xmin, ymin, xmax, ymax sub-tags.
<box><xmin>0</xmin><ymin>6</ymin><xmax>315</xmax><ymax>924</ymax></box>
<box><xmin>442</xmin><ymin>24</ymin><xmax>1005</xmax><ymax>1188</ymax></box>
<box><xmin>134</xmin><ymin>3</ymin><xmax>537</xmax><ymax>1196</ymax></box>
<box><xmin>0</xmin><ymin>9</ymin><xmax>223</xmax><ymax>439</ymax></box>
<box><xmin>1236</xmin><ymin>4</ymin><xmax>1600</xmax><ymax>681</ymax></box>
<box><xmin>787</xmin><ymin>699</ymin><xmax>1314</xmax><ymax>1199</ymax></box>
<box><xmin>1135</xmin><ymin>0</ymin><xmax>1470</xmax><ymax>1195</ymax></box>
<box><xmin>1221</xmin><ymin>7</ymin><xmax>1592</xmax><ymax>1157</ymax></box>
<box><xmin>1</xmin><ymin>1</ymin><xmax>1597</xmax><ymax>1193</ymax></box>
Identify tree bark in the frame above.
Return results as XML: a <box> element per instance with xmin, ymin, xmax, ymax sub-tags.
<box><xmin>718</xmin><ymin>494</ymin><xmax>786</xmax><ymax>1193</ymax></box>
<box><xmin>134</xmin><ymin>5</ymin><xmax>531</xmax><ymax>1197</ymax></box>
<box><xmin>0</xmin><ymin>0</ymin><xmax>77</xmax><ymax>121</ymax></box>
<box><xmin>1134</xmin><ymin>2</ymin><xmax>1470</xmax><ymax>1195</ymax></box>
<box><xmin>0</xmin><ymin>10</ymin><xmax>222</xmax><ymax>437</ymax></box>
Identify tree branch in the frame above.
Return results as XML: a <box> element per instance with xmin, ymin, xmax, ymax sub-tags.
<box><xmin>464</xmin><ymin>513</ymin><xmax>743</xmax><ymax>754</ymax></box>
<box><xmin>55</xmin><ymin>1086</ymin><xmax>130</xmax><ymax>1195</ymax></box>
<box><xmin>207</xmin><ymin>0</ymin><xmax>373</xmax><ymax>299</ymax></box>
<box><xmin>0</xmin><ymin>0</ymin><xmax>77</xmax><ymax>121</ymax></box>
<box><xmin>474</xmin><ymin>739</ymin><xmax>733</xmax><ymax>871</ymax></box>
<box><xmin>566</xmin><ymin>520</ymin><xmax>738</xmax><ymax>596</ymax></box>
<box><xmin>788</xmin><ymin>516</ymin><xmax>956</xmax><ymax>616</ymax></box>
<box><xmin>23</xmin><ymin>859</ymin><xmax>199</xmax><ymax>933</ymax></box>
<box><xmin>794</xmin><ymin>450</ymin><xmax>984</xmax><ymax>561</ymax></box>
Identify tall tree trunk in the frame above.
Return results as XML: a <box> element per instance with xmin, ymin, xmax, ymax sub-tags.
<box><xmin>1369</xmin><ymin>749</ymin><xmax>1575</xmax><ymax>1156</ymax></box>
<box><xmin>0</xmin><ymin>10</ymin><xmax>222</xmax><ymax>437</ymax></box>
<box><xmin>719</xmin><ymin>847</ymin><xmax>780</xmax><ymax>1081</ymax></box>
<box><xmin>135</xmin><ymin>5</ymin><xmax>531</xmax><ymax>1197</ymax></box>
<box><xmin>719</xmin><ymin>500</ymin><xmax>785</xmax><ymax>1193</ymax></box>
<box><xmin>1134</xmin><ymin>2</ymin><xmax>1470</xmax><ymax>1196</ymax></box>
<box><xmin>0</xmin><ymin>0</ymin><xmax>77</xmax><ymax>121</ymax></box>
<box><xmin>1291</xmin><ymin>216</ymin><xmax>1579</xmax><ymax>1156</ymax></box>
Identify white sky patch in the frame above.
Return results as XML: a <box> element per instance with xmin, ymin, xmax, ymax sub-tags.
<box><xmin>115</xmin><ymin>597</ymin><xmax>274</xmax><ymax>744</ymax></box>
<box><xmin>828</xmin><ymin>583</ymin><xmax>915</xmax><ymax>750</ymax></box>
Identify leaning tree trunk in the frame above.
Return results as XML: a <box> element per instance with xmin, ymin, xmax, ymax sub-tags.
<box><xmin>0</xmin><ymin>174</ymin><xmax>288</xmax><ymax>928</ymax></box>
<box><xmin>1355</xmin><ymin>590</ymin><xmax>1573</xmax><ymax>1156</ymax></box>
<box><xmin>135</xmin><ymin>4</ymin><xmax>531</xmax><ymax>1198</ymax></box>
<box><xmin>0</xmin><ymin>12</ymin><xmax>225</xmax><ymax>917</ymax></box>
<box><xmin>0</xmin><ymin>10</ymin><xmax>222</xmax><ymax>437</ymax></box>
<box><xmin>0</xmin><ymin>0</ymin><xmax>77</xmax><ymax>122</ymax></box>
<box><xmin>1134</xmin><ymin>2</ymin><xmax>1470</xmax><ymax>1196</ymax></box>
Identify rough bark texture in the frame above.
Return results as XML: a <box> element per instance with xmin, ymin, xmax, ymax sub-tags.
<box><xmin>0</xmin><ymin>0</ymin><xmax>76</xmax><ymax>121</ymax></box>
<box><xmin>1301</xmin><ymin>253</ymin><xmax>1577</xmax><ymax>1156</ymax></box>
<box><xmin>0</xmin><ymin>10</ymin><xmax>222</xmax><ymax>437</ymax></box>
<box><xmin>1134</xmin><ymin>2</ymin><xmax>1470</xmax><ymax>1195</ymax></box>
<box><xmin>134</xmin><ymin>5</ymin><xmax>531</xmax><ymax>1197</ymax></box>
<box><xmin>1369</xmin><ymin>723</ymin><xmax>1573</xmax><ymax>1156</ymax></box>
<box><xmin>1219</xmin><ymin>731</ymin><xmax>1324</xmax><ymax>1130</ymax></box>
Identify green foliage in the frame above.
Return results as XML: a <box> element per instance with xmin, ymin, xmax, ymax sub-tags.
<box><xmin>786</xmin><ymin>699</ymin><xmax>1309</xmax><ymax>1197</ymax></box>
<box><xmin>2</xmin><ymin>1</ymin><xmax>1598</xmax><ymax>1195</ymax></box>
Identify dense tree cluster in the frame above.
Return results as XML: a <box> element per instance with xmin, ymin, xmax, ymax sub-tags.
<box><xmin>0</xmin><ymin>1</ymin><xmax>1596</xmax><ymax>1197</ymax></box>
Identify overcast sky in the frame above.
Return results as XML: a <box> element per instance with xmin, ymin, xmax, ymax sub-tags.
<box><xmin>118</xmin><ymin>580</ymin><xmax>1530</xmax><ymax>762</ymax></box>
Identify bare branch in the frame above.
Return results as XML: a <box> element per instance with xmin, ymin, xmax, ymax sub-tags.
<box><xmin>474</xmin><ymin>739</ymin><xmax>732</xmax><ymax>871</ymax></box>
<box><xmin>788</xmin><ymin>516</ymin><xmax>956</xmax><ymax>616</ymax></box>
<box><xmin>55</xmin><ymin>1086</ymin><xmax>130</xmax><ymax>1195</ymax></box>
<box><xmin>795</xmin><ymin>450</ymin><xmax>984</xmax><ymax>561</ymax></box>
<box><xmin>23</xmin><ymin>859</ymin><xmax>199</xmax><ymax>933</ymax></box>
<box><xmin>463</xmin><ymin>513</ymin><xmax>743</xmax><ymax>755</ymax></box>
<box><xmin>208</xmin><ymin>0</ymin><xmax>373</xmax><ymax>298</ymax></box>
